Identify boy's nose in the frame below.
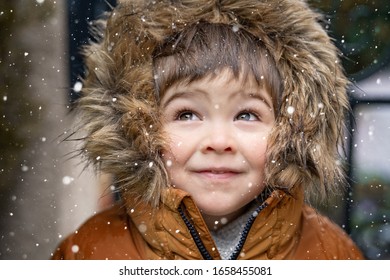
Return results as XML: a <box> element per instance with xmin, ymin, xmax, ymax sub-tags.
<box><xmin>200</xmin><ymin>125</ymin><xmax>236</xmax><ymax>154</ymax></box>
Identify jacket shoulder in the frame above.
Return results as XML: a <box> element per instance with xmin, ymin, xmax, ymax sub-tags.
<box><xmin>294</xmin><ymin>205</ymin><xmax>364</xmax><ymax>260</ymax></box>
<box><xmin>51</xmin><ymin>204</ymin><xmax>145</xmax><ymax>260</ymax></box>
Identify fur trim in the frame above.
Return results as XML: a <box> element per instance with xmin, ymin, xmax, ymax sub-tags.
<box><xmin>76</xmin><ymin>0</ymin><xmax>350</xmax><ymax>206</ymax></box>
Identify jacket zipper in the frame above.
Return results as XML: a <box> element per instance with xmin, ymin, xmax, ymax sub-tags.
<box><xmin>178</xmin><ymin>201</ymin><xmax>269</xmax><ymax>260</ymax></box>
<box><xmin>178</xmin><ymin>204</ymin><xmax>214</xmax><ymax>260</ymax></box>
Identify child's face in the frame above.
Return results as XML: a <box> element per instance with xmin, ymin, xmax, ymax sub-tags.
<box><xmin>160</xmin><ymin>69</ymin><xmax>275</xmax><ymax>225</ymax></box>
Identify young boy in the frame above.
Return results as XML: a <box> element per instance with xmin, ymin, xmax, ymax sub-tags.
<box><xmin>52</xmin><ymin>0</ymin><xmax>364</xmax><ymax>259</ymax></box>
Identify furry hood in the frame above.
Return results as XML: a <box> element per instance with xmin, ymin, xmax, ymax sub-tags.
<box><xmin>76</xmin><ymin>0</ymin><xmax>350</xmax><ymax>206</ymax></box>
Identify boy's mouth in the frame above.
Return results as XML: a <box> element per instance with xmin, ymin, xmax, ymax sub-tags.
<box><xmin>193</xmin><ymin>168</ymin><xmax>242</xmax><ymax>180</ymax></box>
<box><xmin>195</xmin><ymin>167</ymin><xmax>241</xmax><ymax>173</ymax></box>
<box><xmin>210</xmin><ymin>170</ymin><xmax>231</xmax><ymax>174</ymax></box>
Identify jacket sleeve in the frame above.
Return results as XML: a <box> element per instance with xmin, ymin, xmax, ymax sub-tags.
<box><xmin>294</xmin><ymin>205</ymin><xmax>365</xmax><ymax>260</ymax></box>
<box><xmin>51</xmin><ymin>234</ymin><xmax>77</xmax><ymax>260</ymax></box>
<box><xmin>50</xmin><ymin>204</ymin><xmax>145</xmax><ymax>260</ymax></box>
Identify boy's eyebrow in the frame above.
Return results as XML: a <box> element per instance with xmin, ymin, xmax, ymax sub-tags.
<box><xmin>161</xmin><ymin>89</ymin><xmax>273</xmax><ymax>109</ymax></box>
<box><xmin>247</xmin><ymin>92</ymin><xmax>273</xmax><ymax>109</ymax></box>
<box><xmin>160</xmin><ymin>90</ymin><xmax>207</xmax><ymax>108</ymax></box>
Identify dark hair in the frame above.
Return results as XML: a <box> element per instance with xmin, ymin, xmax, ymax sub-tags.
<box><xmin>153</xmin><ymin>22</ymin><xmax>282</xmax><ymax>113</ymax></box>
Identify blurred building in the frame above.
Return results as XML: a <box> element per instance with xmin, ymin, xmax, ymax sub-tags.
<box><xmin>0</xmin><ymin>0</ymin><xmax>100</xmax><ymax>260</ymax></box>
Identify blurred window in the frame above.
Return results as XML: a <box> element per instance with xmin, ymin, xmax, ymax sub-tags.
<box><xmin>349</xmin><ymin>104</ymin><xmax>390</xmax><ymax>259</ymax></box>
<box><xmin>67</xmin><ymin>0</ymin><xmax>116</xmax><ymax>104</ymax></box>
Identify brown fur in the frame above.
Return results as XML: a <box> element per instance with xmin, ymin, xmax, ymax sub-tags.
<box><xmin>76</xmin><ymin>0</ymin><xmax>350</xmax><ymax>207</ymax></box>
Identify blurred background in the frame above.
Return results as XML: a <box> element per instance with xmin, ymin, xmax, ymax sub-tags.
<box><xmin>0</xmin><ymin>0</ymin><xmax>389</xmax><ymax>260</ymax></box>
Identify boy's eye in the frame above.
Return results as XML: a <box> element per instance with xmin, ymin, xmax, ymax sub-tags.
<box><xmin>177</xmin><ymin>111</ymin><xmax>200</xmax><ymax>121</ymax></box>
<box><xmin>235</xmin><ymin>112</ymin><xmax>258</xmax><ymax>121</ymax></box>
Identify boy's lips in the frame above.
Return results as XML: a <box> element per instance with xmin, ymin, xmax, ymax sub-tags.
<box><xmin>191</xmin><ymin>167</ymin><xmax>243</xmax><ymax>180</ymax></box>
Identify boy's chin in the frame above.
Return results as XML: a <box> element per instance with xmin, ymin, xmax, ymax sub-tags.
<box><xmin>199</xmin><ymin>205</ymin><xmax>249</xmax><ymax>224</ymax></box>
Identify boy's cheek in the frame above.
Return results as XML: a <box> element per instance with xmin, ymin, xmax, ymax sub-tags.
<box><xmin>161</xmin><ymin>148</ymin><xmax>174</xmax><ymax>163</ymax></box>
<box><xmin>161</xmin><ymin>151</ymin><xmax>173</xmax><ymax>167</ymax></box>
<box><xmin>163</xmin><ymin>130</ymin><xmax>189</xmax><ymax>154</ymax></box>
<box><xmin>161</xmin><ymin>145</ymin><xmax>183</xmax><ymax>169</ymax></box>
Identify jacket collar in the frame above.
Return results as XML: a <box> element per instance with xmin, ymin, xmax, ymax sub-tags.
<box><xmin>123</xmin><ymin>187</ymin><xmax>304</xmax><ymax>259</ymax></box>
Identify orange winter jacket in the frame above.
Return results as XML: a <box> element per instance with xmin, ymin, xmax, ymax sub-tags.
<box><xmin>52</xmin><ymin>188</ymin><xmax>364</xmax><ymax>260</ymax></box>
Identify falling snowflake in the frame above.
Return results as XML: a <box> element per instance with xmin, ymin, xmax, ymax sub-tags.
<box><xmin>232</xmin><ymin>25</ymin><xmax>240</xmax><ymax>32</ymax></box>
<box><xmin>138</xmin><ymin>224</ymin><xmax>147</xmax><ymax>233</ymax></box>
<box><xmin>287</xmin><ymin>106</ymin><xmax>295</xmax><ymax>115</ymax></box>
<box><xmin>21</xmin><ymin>165</ymin><xmax>29</xmax><ymax>172</ymax></box>
<box><xmin>71</xmin><ymin>245</ymin><xmax>79</xmax><ymax>253</ymax></box>
<box><xmin>73</xmin><ymin>81</ymin><xmax>83</xmax><ymax>93</ymax></box>
<box><xmin>62</xmin><ymin>176</ymin><xmax>74</xmax><ymax>185</ymax></box>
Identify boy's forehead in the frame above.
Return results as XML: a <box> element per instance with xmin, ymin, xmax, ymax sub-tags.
<box><xmin>161</xmin><ymin>68</ymin><xmax>273</xmax><ymax>107</ymax></box>
<box><xmin>169</xmin><ymin>67</ymin><xmax>262</xmax><ymax>90</ymax></box>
